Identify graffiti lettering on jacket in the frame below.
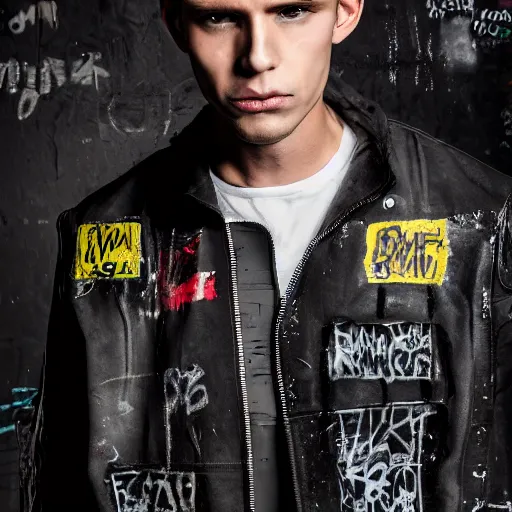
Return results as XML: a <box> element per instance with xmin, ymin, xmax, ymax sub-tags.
<box><xmin>328</xmin><ymin>322</ymin><xmax>432</xmax><ymax>383</ymax></box>
<box><xmin>334</xmin><ymin>404</ymin><xmax>436</xmax><ymax>512</ymax></box>
<box><xmin>159</xmin><ymin>232</ymin><xmax>218</xmax><ymax>311</ymax></box>
<box><xmin>74</xmin><ymin>222</ymin><xmax>141</xmax><ymax>280</ymax></box>
<box><xmin>364</xmin><ymin>219</ymin><xmax>449</xmax><ymax>285</ymax></box>
<box><xmin>164</xmin><ymin>365</ymin><xmax>209</xmax><ymax>417</ymax></box>
<box><xmin>111</xmin><ymin>470</ymin><xmax>196</xmax><ymax>512</ymax></box>
<box><xmin>164</xmin><ymin>365</ymin><xmax>209</xmax><ymax>462</ymax></box>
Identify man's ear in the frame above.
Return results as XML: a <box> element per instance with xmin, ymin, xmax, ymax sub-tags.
<box><xmin>164</xmin><ymin>4</ymin><xmax>189</xmax><ymax>53</ymax></box>
<box><xmin>332</xmin><ymin>0</ymin><xmax>364</xmax><ymax>44</ymax></box>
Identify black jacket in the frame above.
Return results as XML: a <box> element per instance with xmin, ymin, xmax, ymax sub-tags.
<box><xmin>20</xmin><ymin>74</ymin><xmax>512</xmax><ymax>512</ymax></box>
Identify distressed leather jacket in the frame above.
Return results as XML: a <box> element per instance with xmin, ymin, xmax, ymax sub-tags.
<box><xmin>19</xmin><ymin>74</ymin><xmax>512</xmax><ymax>512</ymax></box>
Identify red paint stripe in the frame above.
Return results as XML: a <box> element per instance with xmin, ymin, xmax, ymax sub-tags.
<box><xmin>162</xmin><ymin>272</ymin><xmax>218</xmax><ymax>311</ymax></box>
<box><xmin>170</xmin><ymin>273</ymin><xmax>199</xmax><ymax>311</ymax></box>
<box><xmin>203</xmin><ymin>273</ymin><xmax>218</xmax><ymax>301</ymax></box>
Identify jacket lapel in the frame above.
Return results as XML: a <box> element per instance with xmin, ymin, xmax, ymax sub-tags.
<box><xmin>319</xmin><ymin>74</ymin><xmax>396</xmax><ymax>233</ymax></box>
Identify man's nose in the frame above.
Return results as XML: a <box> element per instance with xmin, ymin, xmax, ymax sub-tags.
<box><xmin>239</xmin><ymin>17</ymin><xmax>278</xmax><ymax>74</ymax></box>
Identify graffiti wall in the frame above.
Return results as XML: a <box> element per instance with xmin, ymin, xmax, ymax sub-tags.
<box><xmin>0</xmin><ymin>0</ymin><xmax>510</xmax><ymax>511</ymax></box>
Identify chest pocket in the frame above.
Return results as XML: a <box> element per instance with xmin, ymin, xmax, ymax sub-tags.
<box><xmin>325</xmin><ymin>319</ymin><xmax>450</xmax><ymax>410</ymax></box>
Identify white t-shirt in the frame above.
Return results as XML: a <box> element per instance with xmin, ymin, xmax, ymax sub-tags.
<box><xmin>210</xmin><ymin>123</ymin><xmax>357</xmax><ymax>295</ymax></box>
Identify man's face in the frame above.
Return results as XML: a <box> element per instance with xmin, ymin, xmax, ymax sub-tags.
<box><xmin>177</xmin><ymin>0</ymin><xmax>343</xmax><ymax>145</ymax></box>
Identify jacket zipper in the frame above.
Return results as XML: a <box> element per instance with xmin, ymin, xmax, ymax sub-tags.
<box><xmin>225</xmin><ymin>223</ymin><xmax>255</xmax><ymax>512</ymax></box>
<box><xmin>188</xmin><ymin>175</ymin><xmax>392</xmax><ymax>511</ymax></box>
<box><xmin>276</xmin><ymin>184</ymin><xmax>391</xmax><ymax>511</ymax></box>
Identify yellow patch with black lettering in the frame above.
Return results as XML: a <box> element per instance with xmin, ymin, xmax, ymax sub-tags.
<box><xmin>364</xmin><ymin>219</ymin><xmax>448</xmax><ymax>285</ymax></box>
<box><xmin>74</xmin><ymin>222</ymin><xmax>141</xmax><ymax>280</ymax></box>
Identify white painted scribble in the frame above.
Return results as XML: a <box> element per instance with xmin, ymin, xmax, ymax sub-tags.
<box><xmin>164</xmin><ymin>365</ymin><xmax>209</xmax><ymax>468</ymax></box>
<box><xmin>0</xmin><ymin>53</ymin><xmax>109</xmax><ymax>120</ymax></box>
<box><xmin>164</xmin><ymin>365</ymin><xmax>209</xmax><ymax>417</ymax></box>
<box><xmin>118</xmin><ymin>401</ymin><xmax>134</xmax><ymax>416</ymax></box>
<box><xmin>111</xmin><ymin>470</ymin><xmax>196</xmax><ymax>512</ymax></box>
<box><xmin>8</xmin><ymin>1</ymin><xmax>58</xmax><ymax>34</ymax></box>
<box><xmin>472</xmin><ymin>18</ymin><xmax>511</xmax><ymax>39</ymax></box>
<box><xmin>335</xmin><ymin>404</ymin><xmax>436</xmax><ymax>511</ymax></box>
<box><xmin>99</xmin><ymin>373</ymin><xmax>155</xmax><ymax>387</ymax></box>
<box><xmin>482</xmin><ymin>288</ymin><xmax>490</xmax><ymax>319</ymax></box>
<box><xmin>0</xmin><ymin>59</ymin><xmax>21</xmax><ymax>94</ymax></box>
<box><xmin>328</xmin><ymin>322</ymin><xmax>432</xmax><ymax>383</ymax></box>
<box><xmin>386</xmin><ymin>16</ymin><xmax>399</xmax><ymax>86</ymax></box>
<box><xmin>109</xmin><ymin>446</ymin><xmax>120</xmax><ymax>463</ymax></box>
<box><xmin>163</xmin><ymin>91</ymin><xmax>173</xmax><ymax>136</ymax></box>
<box><xmin>472</xmin><ymin>500</ymin><xmax>512</xmax><ymax>511</ymax></box>
<box><xmin>70</xmin><ymin>52</ymin><xmax>110</xmax><ymax>89</ymax></box>
<box><xmin>474</xmin><ymin>8</ymin><xmax>512</xmax><ymax>27</ymax></box>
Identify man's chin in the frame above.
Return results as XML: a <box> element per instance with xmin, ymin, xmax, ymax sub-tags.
<box><xmin>230</xmin><ymin>117</ymin><xmax>297</xmax><ymax>146</ymax></box>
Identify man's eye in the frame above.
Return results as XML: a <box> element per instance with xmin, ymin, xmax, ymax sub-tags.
<box><xmin>278</xmin><ymin>6</ymin><xmax>309</xmax><ymax>20</ymax></box>
<box><xmin>202</xmin><ymin>13</ymin><xmax>237</xmax><ymax>26</ymax></box>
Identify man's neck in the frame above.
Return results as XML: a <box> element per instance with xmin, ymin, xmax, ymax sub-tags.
<box><xmin>210</xmin><ymin>99</ymin><xmax>344</xmax><ymax>188</ymax></box>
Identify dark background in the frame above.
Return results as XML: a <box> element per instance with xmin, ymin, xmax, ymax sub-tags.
<box><xmin>0</xmin><ymin>0</ymin><xmax>511</xmax><ymax>509</ymax></box>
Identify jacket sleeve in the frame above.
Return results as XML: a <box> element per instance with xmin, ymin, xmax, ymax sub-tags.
<box><xmin>19</xmin><ymin>209</ymin><xmax>99</xmax><ymax>511</ymax></box>
<box><xmin>488</xmin><ymin>193</ymin><xmax>512</xmax><ymax>499</ymax></box>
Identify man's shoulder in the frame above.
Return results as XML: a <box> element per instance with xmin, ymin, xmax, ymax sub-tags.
<box><xmin>64</xmin><ymin>106</ymin><xmax>211</xmax><ymax>227</ymax></box>
<box><xmin>388</xmin><ymin>120</ymin><xmax>512</xmax><ymax>211</ymax></box>
<box><xmin>67</xmin><ymin>147</ymin><xmax>173</xmax><ymax>225</ymax></box>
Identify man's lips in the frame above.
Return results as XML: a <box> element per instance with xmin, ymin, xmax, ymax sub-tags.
<box><xmin>229</xmin><ymin>94</ymin><xmax>292</xmax><ymax>113</ymax></box>
<box><xmin>231</xmin><ymin>88</ymin><xmax>288</xmax><ymax>100</ymax></box>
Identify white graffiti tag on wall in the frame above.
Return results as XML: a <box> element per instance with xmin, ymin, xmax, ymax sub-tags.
<box><xmin>472</xmin><ymin>9</ymin><xmax>512</xmax><ymax>39</ymax></box>
<box><xmin>8</xmin><ymin>1</ymin><xmax>58</xmax><ymax>34</ymax></box>
<box><xmin>0</xmin><ymin>54</ymin><xmax>110</xmax><ymax>120</ymax></box>
<box><xmin>426</xmin><ymin>0</ymin><xmax>475</xmax><ymax>19</ymax></box>
<box><xmin>426</xmin><ymin>1</ymin><xmax>512</xmax><ymax>41</ymax></box>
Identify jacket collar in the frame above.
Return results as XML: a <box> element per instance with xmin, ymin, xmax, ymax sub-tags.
<box><xmin>148</xmin><ymin>72</ymin><xmax>395</xmax><ymax>226</ymax></box>
<box><xmin>318</xmin><ymin>73</ymin><xmax>395</xmax><ymax>232</ymax></box>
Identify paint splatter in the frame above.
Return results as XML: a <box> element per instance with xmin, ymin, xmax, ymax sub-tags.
<box><xmin>386</xmin><ymin>15</ymin><xmax>399</xmax><ymax>86</ymax></box>
<box><xmin>0</xmin><ymin>387</ymin><xmax>38</xmax><ymax>435</ymax></box>
<box><xmin>164</xmin><ymin>271</ymin><xmax>217</xmax><ymax>311</ymax></box>
<box><xmin>159</xmin><ymin>232</ymin><xmax>218</xmax><ymax>311</ymax></box>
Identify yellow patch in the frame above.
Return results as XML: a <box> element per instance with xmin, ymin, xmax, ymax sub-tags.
<box><xmin>74</xmin><ymin>222</ymin><xmax>141</xmax><ymax>280</ymax></box>
<box><xmin>364</xmin><ymin>219</ymin><xmax>448</xmax><ymax>285</ymax></box>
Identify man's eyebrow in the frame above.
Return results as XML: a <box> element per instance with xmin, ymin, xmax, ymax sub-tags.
<box><xmin>183</xmin><ymin>0</ymin><xmax>315</xmax><ymax>10</ymax></box>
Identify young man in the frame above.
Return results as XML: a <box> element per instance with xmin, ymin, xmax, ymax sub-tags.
<box><xmin>20</xmin><ymin>0</ymin><xmax>512</xmax><ymax>511</ymax></box>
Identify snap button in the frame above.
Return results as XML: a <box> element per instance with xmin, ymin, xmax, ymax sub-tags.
<box><xmin>383</xmin><ymin>196</ymin><xmax>395</xmax><ymax>210</ymax></box>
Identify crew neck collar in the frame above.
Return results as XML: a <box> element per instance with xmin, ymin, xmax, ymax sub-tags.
<box><xmin>210</xmin><ymin>122</ymin><xmax>357</xmax><ymax>198</ymax></box>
